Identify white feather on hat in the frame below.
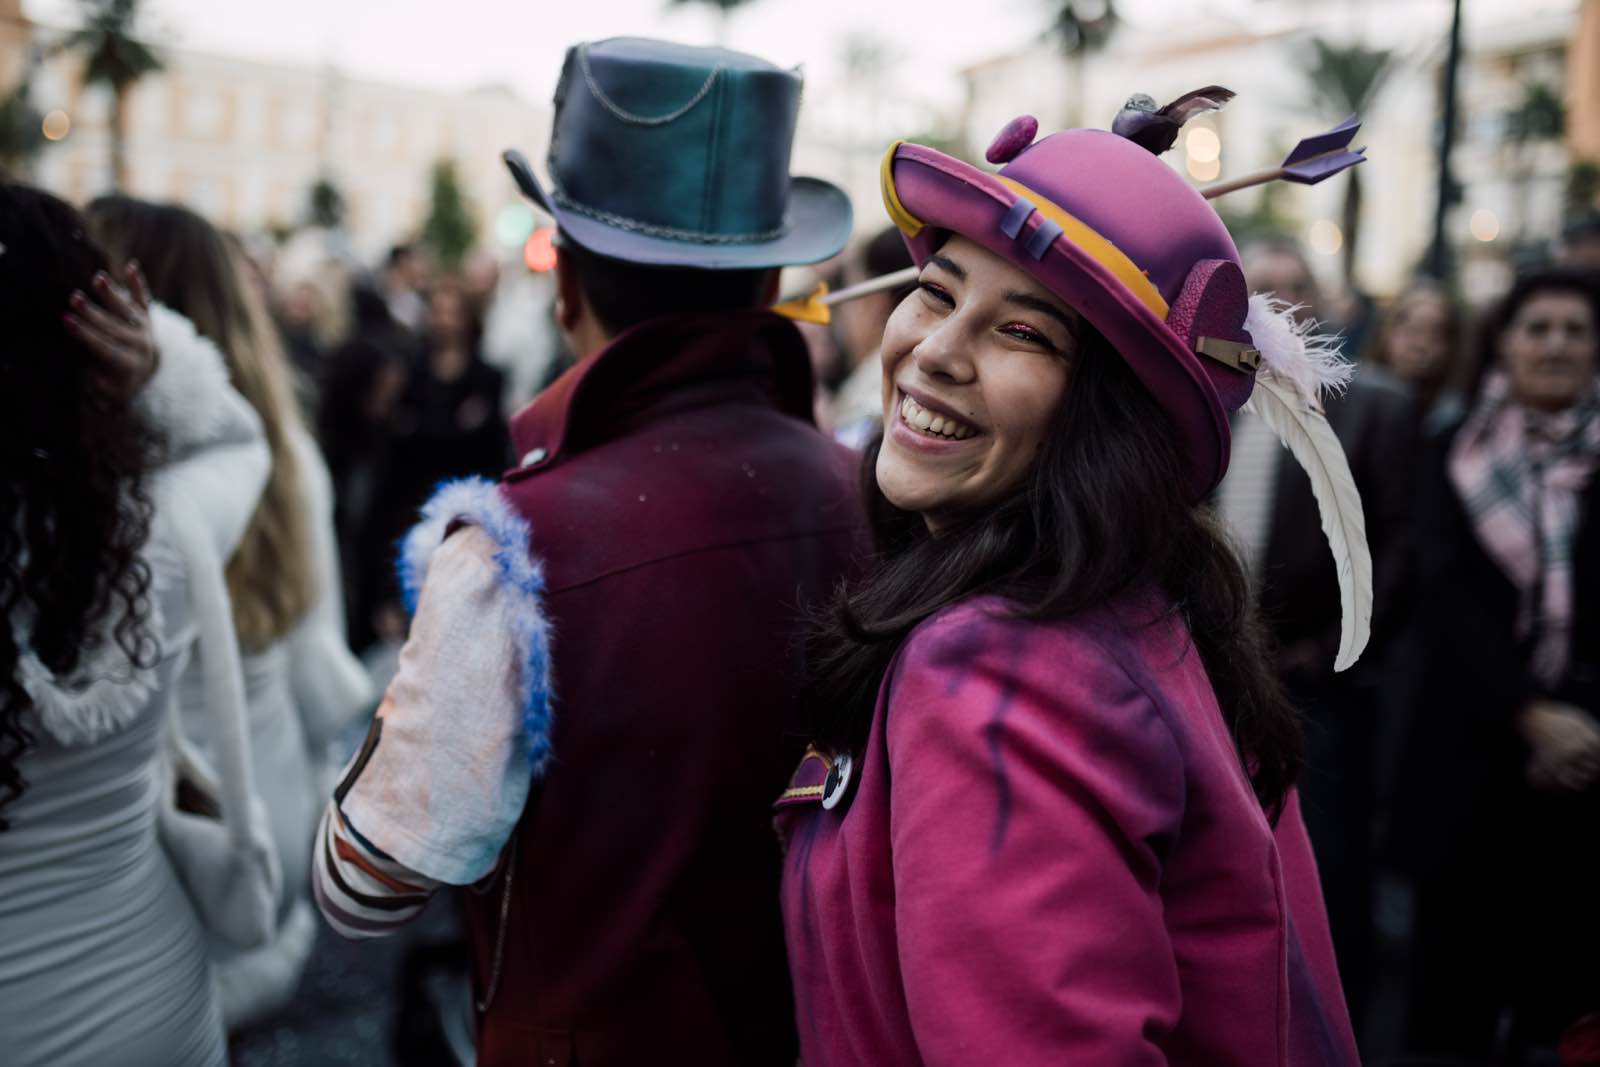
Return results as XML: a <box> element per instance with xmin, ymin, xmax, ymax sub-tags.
<box><xmin>1242</xmin><ymin>295</ymin><xmax>1373</xmax><ymax>672</ymax></box>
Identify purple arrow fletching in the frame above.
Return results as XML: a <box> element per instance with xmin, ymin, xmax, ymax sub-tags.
<box><xmin>1282</xmin><ymin>114</ymin><xmax>1360</xmax><ymax>166</ymax></box>
<box><xmin>1283</xmin><ymin>146</ymin><xmax>1367</xmax><ymax>185</ymax></box>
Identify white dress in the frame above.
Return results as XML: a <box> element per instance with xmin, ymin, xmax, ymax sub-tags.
<box><xmin>0</xmin><ymin>309</ymin><xmax>271</xmax><ymax>1067</ymax></box>
<box><xmin>177</xmin><ymin>425</ymin><xmax>374</xmax><ymax>1028</ymax></box>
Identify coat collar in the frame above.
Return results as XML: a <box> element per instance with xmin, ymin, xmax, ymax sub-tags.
<box><xmin>508</xmin><ymin>310</ymin><xmax>817</xmax><ymax>475</ymax></box>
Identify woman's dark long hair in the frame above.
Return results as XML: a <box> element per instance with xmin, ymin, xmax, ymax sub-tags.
<box><xmin>804</xmin><ymin>327</ymin><xmax>1303</xmax><ymax>817</ymax></box>
<box><xmin>0</xmin><ymin>185</ymin><xmax>159</xmax><ymax>829</ymax></box>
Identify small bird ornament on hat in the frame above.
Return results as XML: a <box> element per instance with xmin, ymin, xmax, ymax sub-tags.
<box><xmin>1111</xmin><ymin>86</ymin><xmax>1236</xmax><ymax>155</ymax></box>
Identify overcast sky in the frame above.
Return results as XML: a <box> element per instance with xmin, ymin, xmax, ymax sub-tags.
<box><xmin>20</xmin><ymin>0</ymin><xmax>1572</xmax><ymax>112</ymax></box>
<box><xmin>24</xmin><ymin>0</ymin><xmax>1060</xmax><ymax>109</ymax></box>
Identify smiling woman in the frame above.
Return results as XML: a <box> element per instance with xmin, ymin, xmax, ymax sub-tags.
<box><xmin>778</xmin><ymin>112</ymin><xmax>1365</xmax><ymax>1066</ymax></box>
<box><xmin>875</xmin><ymin>238</ymin><xmax>1077</xmax><ymax>526</ymax></box>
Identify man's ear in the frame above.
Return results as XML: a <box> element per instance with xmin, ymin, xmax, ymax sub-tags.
<box><xmin>554</xmin><ymin>248</ymin><xmax>584</xmax><ymax>332</ymax></box>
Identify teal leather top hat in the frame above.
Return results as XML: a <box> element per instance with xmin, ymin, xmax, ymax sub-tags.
<box><xmin>504</xmin><ymin>37</ymin><xmax>852</xmax><ymax>269</ymax></box>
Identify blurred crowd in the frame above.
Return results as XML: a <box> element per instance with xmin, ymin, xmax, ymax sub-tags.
<box><xmin>2</xmin><ymin>169</ymin><xmax>1599</xmax><ymax>1066</ymax></box>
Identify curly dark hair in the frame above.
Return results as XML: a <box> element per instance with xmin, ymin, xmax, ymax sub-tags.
<box><xmin>0</xmin><ymin>184</ymin><xmax>160</xmax><ymax>830</ymax></box>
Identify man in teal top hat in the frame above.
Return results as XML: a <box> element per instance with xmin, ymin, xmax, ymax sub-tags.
<box><xmin>313</xmin><ymin>36</ymin><xmax>865</xmax><ymax>1066</ymax></box>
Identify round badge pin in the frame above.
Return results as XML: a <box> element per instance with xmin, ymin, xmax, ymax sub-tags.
<box><xmin>821</xmin><ymin>752</ymin><xmax>854</xmax><ymax>811</ymax></box>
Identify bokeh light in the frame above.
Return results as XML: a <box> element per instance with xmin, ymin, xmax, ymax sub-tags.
<box><xmin>1309</xmin><ymin>219</ymin><xmax>1343</xmax><ymax>256</ymax></box>
<box><xmin>41</xmin><ymin>111</ymin><xmax>71</xmax><ymax>141</ymax></box>
<box><xmin>1186</xmin><ymin>156</ymin><xmax>1221</xmax><ymax>182</ymax></box>
<box><xmin>523</xmin><ymin>227</ymin><xmax>557</xmax><ymax>272</ymax></box>
<box><xmin>1185</xmin><ymin>127</ymin><xmax>1221</xmax><ymax>163</ymax></box>
<box><xmin>1470</xmin><ymin>208</ymin><xmax>1500</xmax><ymax>242</ymax></box>
<box><xmin>494</xmin><ymin>203</ymin><xmax>536</xmax><ymax>248</ymax></box>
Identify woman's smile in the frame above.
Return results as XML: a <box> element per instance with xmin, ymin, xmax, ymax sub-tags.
<box><xmin>894</xmin><ymin>388</ymin><xmax>980</xmax><ymax>443</ymax></box>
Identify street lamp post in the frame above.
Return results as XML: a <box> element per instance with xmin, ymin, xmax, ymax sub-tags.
<box><xmin>1426</xmin><ymin>0</ymin><xmax>1464</xmax><ymax>280</ymax></box>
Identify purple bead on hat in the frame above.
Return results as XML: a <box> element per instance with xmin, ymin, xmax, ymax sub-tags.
<box><xmin>985</xmin><ymin>115</ymin><xmax>1038</xmax><ymax>164</ymax></box>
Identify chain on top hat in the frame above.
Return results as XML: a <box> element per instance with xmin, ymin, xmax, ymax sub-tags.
<box><xmin>504</xmin><ymin>37</ymin><xmax>852</xmax><ymax>270</ymax></box>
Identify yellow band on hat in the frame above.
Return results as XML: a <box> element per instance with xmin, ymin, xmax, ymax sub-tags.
<box><xmin>880</xmin><ymin>141</ymin><xmax>926</xmax><ymax>237</ymax></box>
<box><xmin>880</xmin><ymin>143</ymin><xmax>1168</xmax><ymax>321</ymax></box>
<box><xmin>993</xmin><ymin>176</ymin><xmax>1169</xmax><ymax>320</ymax></box>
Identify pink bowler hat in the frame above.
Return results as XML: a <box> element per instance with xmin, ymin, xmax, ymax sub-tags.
<box><xmin>881</xmin><ymin>117</ymin><xmax>1260</xmax><ymax>499</ymax></box>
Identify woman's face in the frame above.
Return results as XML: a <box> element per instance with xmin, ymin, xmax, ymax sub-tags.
<box><xmin>1501</xmin><ymin>291</ymin><xmax>1598</xmax><ymax>413</ymax></box>
<box><xmin>876</xmin><ymin>235</ymin><xmax>1078</xmax><ymax>529</ymax></box>
<box><xmin>1384</xmin><ymin>291</ymin><xmax>1452</xmax><ymax>385</ymax></box>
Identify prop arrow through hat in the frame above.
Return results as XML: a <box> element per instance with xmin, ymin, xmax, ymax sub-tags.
<box><xmin>772</xmin><ymin>266</ymin><xmax>920</xmax><ymax>325</ymax></box>
<box><xmin>1200</xmin><ymin>115</ymin><xmax>1366</xmax><ymax>200</ymax></box>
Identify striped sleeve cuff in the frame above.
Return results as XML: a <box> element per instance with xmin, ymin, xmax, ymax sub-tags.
<box><xmin>312</xmin><ymin>801</ymin><xmax>441</xmax><ymax>940</ymax></box>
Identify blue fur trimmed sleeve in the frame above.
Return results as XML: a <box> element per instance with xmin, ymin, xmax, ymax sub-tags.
<box><xmin>397</xmin><ymin>477</ymin><xmax>554</xmax><ymax>772</ymax></box>
<box><xmin>330</xmin><ymin>479</ymin><xmax>555</xmax><ymax>886</ymax></box>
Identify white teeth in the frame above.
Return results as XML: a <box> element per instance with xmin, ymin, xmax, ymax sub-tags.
<box><xmin>899</xmin><ymin>394</ymin><xmax>975</xmax><ymax>440</ymax></box>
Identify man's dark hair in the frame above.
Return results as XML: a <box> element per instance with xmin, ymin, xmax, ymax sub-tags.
<box><xmin>559</xmin><ymin>235</ymin><xmax>773</xmax><ymax>336</ymax></box>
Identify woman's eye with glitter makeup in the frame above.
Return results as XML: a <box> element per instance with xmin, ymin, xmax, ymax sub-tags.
<box><xmin>1000</xmin><ymin>322</ymin><xmax>1057</xmax><ymax>351</ymax></box>
<box><xmin>917</xmin><ymin>280</ymin><xmax>954</xmax><ymax>307</ymax></box>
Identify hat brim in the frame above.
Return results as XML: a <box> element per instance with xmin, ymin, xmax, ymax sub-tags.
<box><xmin>887</xmin><ymin>143</ymin><xmax>1231</xmax><ymax>498</ymax></box>
<box><xmin>503</xmin><ymin>150</ymin><xmax>852</xmax><ymax>270</ymax></box>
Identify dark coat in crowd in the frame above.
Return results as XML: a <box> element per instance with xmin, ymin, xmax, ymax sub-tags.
<box><xmin>1398</xmin><ymin>417</ymin><xmax>1600</xmax><ymax>1054</ymax></box>
<box><xmin>358</xmin><ymin>346</ymin><xmax>511</xmax><ymax>645</ymax></box>
<box><xmin>464</xmin><ymin>311</ymin><xmax>865</xmax><ymax>1067</ymax></box>
<box><xmin>1253</xmin><ymin>365</ymin><xmax>1417</xmax><ymax>1030</ymax></box>
<box><xmin>1257</xmin><ymin>367</ymin><xmax>1418</xmax><ymax>681</ymax></box>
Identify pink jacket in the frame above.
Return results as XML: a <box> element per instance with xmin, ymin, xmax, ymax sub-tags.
<box><xmin>778</xmin><ymin>594</ymin><xmax>1359</xmax><ymax>1066</ymax></box>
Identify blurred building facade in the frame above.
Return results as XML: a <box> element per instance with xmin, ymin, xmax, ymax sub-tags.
<box><xmin>1</xmin><ymin>0</ymin><xmax>29</xmax><ymax>94</ymax></box>
<box><xmin>957</xmin><ymin>1</ymin><xmax>1591</xmax><ymax>303</ymax></box>
<box><xmin>11</xmin><ymin>9</ymin><xmax>549</xmax><ymax>261</ymax></box>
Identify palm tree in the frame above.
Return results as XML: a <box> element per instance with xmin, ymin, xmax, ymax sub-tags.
<box><xmin>1505</xmin><ymin>81</ymin><xmax>1565</xmax><ymax>240</ymax></box>
<box><xmin>1053</xmin><ymin>0</ymin><xmax>1118</xmax><ymax>126</ymax></box>
<box><xmin>666</xmin><ymin>0</ymin><xmax>760</xmax><ymax>45</ymax></box>
<box><xmin>1303</xmin><ymin>37</ymin><xmax>1393</xmax><ymax>287</ymax></box>
<box><xmin>0</xmin><ymin>80</ymin><xmax>44</xmax><ymax>179</ymax></box>
<box><xmin>63</xmin><ymin>0</ymin><xmax>161</xmax><ymax>190</ymax></box>
<box><xmin>0</xmin><ymin>39</ymin><xmax>46</xmax><ymax>180</ymax></box>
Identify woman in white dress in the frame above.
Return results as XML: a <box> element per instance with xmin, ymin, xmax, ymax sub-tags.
<box><xmin>87</xmin><ymin>197</ymin><xmax>375</xmax><ymax>1028</ymax></box>
<box><xmin>0</xmin><ymin>185</ymin><xmax>272</xmax><ymax>1065</ymax></box>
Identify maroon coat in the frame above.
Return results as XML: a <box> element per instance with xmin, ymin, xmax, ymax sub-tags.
<box><xmin>467</xmin><ymin>311</ymin><xmax>864</xmax><ymax>1066</ymax></box>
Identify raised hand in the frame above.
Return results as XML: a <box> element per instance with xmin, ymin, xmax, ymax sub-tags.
<box><xmin>65</xmin><ymin>260</ymin><xmax>158</xmax><ymax>399</ymax></box>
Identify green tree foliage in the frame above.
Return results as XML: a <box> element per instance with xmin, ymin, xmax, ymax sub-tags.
<box><xmin>1051</xmin><ymin>0</ymin><xmax>1118</xmax><ymax>126</ymax></box>
<box><xmin>1052</xmin><ymin>0</ymin><xmax>1117</xmax><ymax>56</ymax></box>
<box><xmin>0</xmin><ymin>81</ymin><xmax>44</xmax><ymax>179</ymax></box>
<box><xmin>307</xmin><ymin>176</ymin><xmax>345</xmax><ymax>229</ymax></box>
<box><xmin>1303</xmin><ymin>37</ymin><xmax>1393</xmax><ymax>287</ymax></box>
<box><xmin>1506</xmin><ymin>81</ymin><xmax>1564</xmax><ymax>144</ymax></box>
<box><xmin>1570</xmin><ymin>160</ymin><xmax>1600</xmax><ymax>215</ymax></box>
<box><xmin>420</xmin><ymin>159</ymin><xmax>477</xmax><ymax>269</ymax></box>
<box><xmin>667</xmin><ymin>0</ymin><xmax>754</xmax><ymax>9</ymax></box>
<box><xmin>63</xmin><ymin>0</ymin><xmax>162</xmax><ymax>190</ymax></box>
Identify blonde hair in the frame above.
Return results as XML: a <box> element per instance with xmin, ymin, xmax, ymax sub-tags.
<box><xmin>87</xmin><ymin>198</ymin><xmax>316</xmax><ymax>650</ymax></box>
